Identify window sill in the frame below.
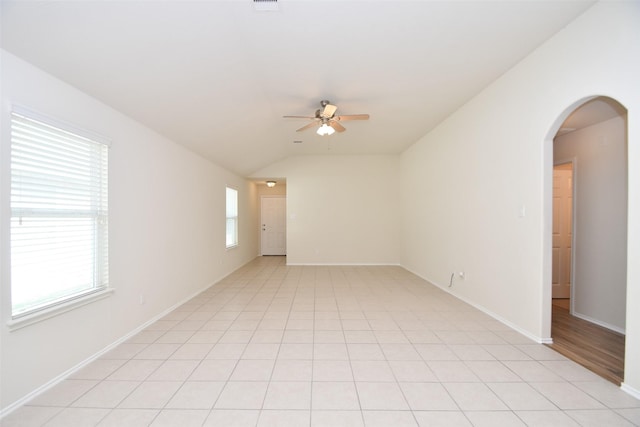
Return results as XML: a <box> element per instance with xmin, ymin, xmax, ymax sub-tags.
<box><xmin>7</xmin><ymin>288</ymin><xmax>114</xmax><ymax>332</ymax></box>
<box><xmin>226</xmin><ymin>244</ymin><xmax>238</xmax><ymax>251</ymax></box>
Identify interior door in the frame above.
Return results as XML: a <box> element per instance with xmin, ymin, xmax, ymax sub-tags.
<box><xmin>552</xmin><ymin>164</ymin><xmax>573</xmax><ymax>298</ymax></box>
<box><xmin>261</xmin><ymin>196</ymin><xmax>286</xmax><ymax>256</ymax></box>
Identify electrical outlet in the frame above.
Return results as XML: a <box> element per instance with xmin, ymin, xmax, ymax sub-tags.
<box><xmin>458</xmin><ymin>271</ymin><xmax>465</xmax><ymax>279</ymax></box>
<box><xmin>139</xmin><ymin>294</ymin><xmax>145</xmax><ymax>305</ymax></box>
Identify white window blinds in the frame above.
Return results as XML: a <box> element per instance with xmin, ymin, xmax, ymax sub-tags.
<box><xmin>10</xmin><ymin>110</ymin><xmax>109</xmax><ymax>318</ymax></box>
<box><xmin>226</xmin><ymin>187</ymin><xmax>238</xmax><ymax>248</ymax></box>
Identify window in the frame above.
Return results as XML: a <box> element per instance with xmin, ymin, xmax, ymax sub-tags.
<box><xmin>226</xmin><ymin>187</ymin><xmax>238</xmax><ymax>248</ymax></box>
<box><xmin>10</xmin><ymin>110</ymin><xmax>109</xmax><ymax>319</ymax></box>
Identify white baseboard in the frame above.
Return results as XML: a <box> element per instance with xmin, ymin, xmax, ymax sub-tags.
<box><xmin>402</xmin><ymin>267</ymin><xmax>548</xmax><ymax>344</ymax></box>
<box><xmin>621</xmin><ymin>382</ymin><xmax>640</xmax><ymax>399</ymax></box>
<box><xmin>0</xmin><ymin>260</ymin><xmax>251</xmax><ymax>420</ymax></box>
<box><xmin>286</xmin><ymin>262</ymin><xmax>402</xmax><ymax>266</ymax></box>
<box><xmin>1</xmin><ymin>299</ymin><xmax>184</xmax><ymax>419</ymax></box>
<box><xmin>571</xmin><ymin>311</ymin><xmax>625</xmax><ymax>335</ymax></box>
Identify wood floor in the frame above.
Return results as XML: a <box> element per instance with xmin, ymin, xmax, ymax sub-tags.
<box><xmin>547</xmin><ymin>299</ymin><xmax>625</xmax><ymax>385</ymax></box>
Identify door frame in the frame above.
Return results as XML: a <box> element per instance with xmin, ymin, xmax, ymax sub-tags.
<box><xmin>543</xmin><ymin>96</ymin><xmax>629</xmax><ymax>389</ymax></box>
<box><xmin>260</xmin><ymin>195</ymin><xmax>287</xmax><ymax>256</ymax></box>
<box><xmin>553</xmin><ymin>158</ymin><xmax>577</xmax><ymax>314</ymax></box>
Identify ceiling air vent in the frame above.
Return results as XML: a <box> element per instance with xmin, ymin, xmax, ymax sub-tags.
<box><xmin>254</xmin><ymin>0</ymin><xmax>278</xmax><ymax>12</ymax></box>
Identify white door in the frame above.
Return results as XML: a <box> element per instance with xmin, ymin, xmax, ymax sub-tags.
<box><xmin>552</xmin><ymin>164</ymin><xmax>573</xmax><ymax>298</ymax></box>
<box><xmin>261</xmin><ymin>196</ymin><xmax>286</xmax><ymax>256</ymax></box>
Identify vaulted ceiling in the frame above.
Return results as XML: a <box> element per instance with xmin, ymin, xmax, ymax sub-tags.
<box><xmin>1</xmin><ymin>0</ymin><xmax>596</xmax><ymax>176</ymax></box>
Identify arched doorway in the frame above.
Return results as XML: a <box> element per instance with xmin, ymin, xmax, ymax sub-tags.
<box><xmin>545</xmin><ymin>96</ymin><xmax>628</xmax><ymax>384</ymax></box>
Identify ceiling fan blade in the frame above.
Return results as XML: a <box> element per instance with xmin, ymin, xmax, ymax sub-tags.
<box><xmin>321</xmin><ymin>103</ymin><xmax>338</xmax><ymax>118</ymax></box>
<box><xmin>335</xmin><ymin>114</ymin><xmax>369</xmax><ymax>121</ymax></box>
<box><xmin>283</xmin><ymin>115</ymin><xmax>316</xmax><ymax>119</ymax></box>
<box><xmin>329</xmin><ymin>121</ymin><xmax>346</xmax><ymax>132</ymax></box>
<box><xmin>296</xmin><ymin>121</ymin><xmax>319</xmax><ymax>132</ymax></box>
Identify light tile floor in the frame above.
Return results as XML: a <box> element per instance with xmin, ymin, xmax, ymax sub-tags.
<box><xmin>3</xmin><ymin>257</ymin><xmax>640</xmax><ymax>426</ymax></box>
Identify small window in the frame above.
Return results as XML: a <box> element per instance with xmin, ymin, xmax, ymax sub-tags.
<box><xmin>226</xmin><ymin>187</ymin><xmax>238</xmax><ymax>248</ymax></box>
<box><xmin>10</xmin><ymin>110</ymin><xmax>109</xmax><ymax>318</ymax></box>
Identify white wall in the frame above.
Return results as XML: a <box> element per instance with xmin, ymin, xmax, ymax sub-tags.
<box><xmin>0</xmin><ymin>51</ymin><xmax>258</xmax><ymax>412</ymax></box>
<box><xmin>252</xmin><ymin>155</ymin><xmax>400</xmax><ymax>265</ymax></box>
<box><xmin>399</xmin><ymin>1</ymin><xmax>640</xmax><ymax>394</ymax></box>
<box><xmin>256</xmin><ymin>183</ymin><xmax>287</xmax><ymax>198</ymax></box>
<box><xmin>554</xmin><ymin>116</ymin><xmax>627</xmax><ymax>332</ymax></box>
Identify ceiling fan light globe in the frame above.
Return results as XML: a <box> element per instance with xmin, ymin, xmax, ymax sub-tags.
<box><xmin>317</xmin><ymin>123</ymin><xmax>335</xmax><ymax>136</ymax></box>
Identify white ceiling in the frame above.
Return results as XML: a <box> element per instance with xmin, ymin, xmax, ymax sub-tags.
<box><xmin>1</xmin><ymin>0</ymin><xmax>597</xmax><ymax>176</ymax></box>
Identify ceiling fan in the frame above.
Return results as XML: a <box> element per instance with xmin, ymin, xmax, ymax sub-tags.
<box><xmin>284</xmin><ymin>100</ymin><xmax>369</xmax><ymax>136</ymax></box>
